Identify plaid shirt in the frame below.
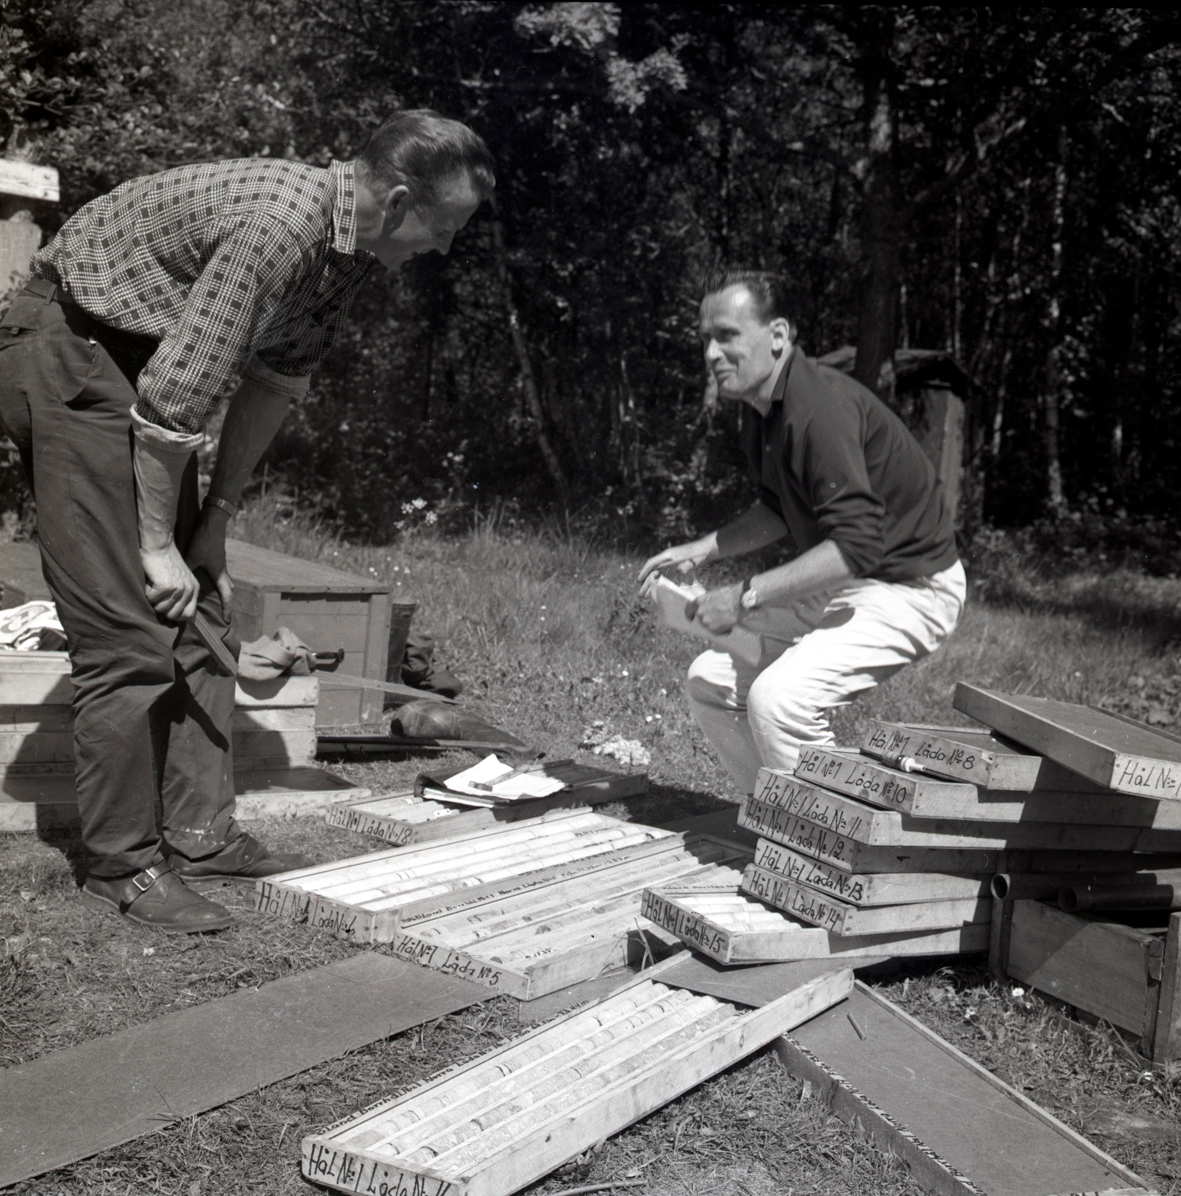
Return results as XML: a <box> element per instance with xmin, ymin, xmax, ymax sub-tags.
<box><xmin>33</xmin><ymin>158</ymin><xmax>375</xmax><ymax>435</ymax></box>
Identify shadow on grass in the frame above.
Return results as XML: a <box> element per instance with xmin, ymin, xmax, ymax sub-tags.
<box><xmin>625</xmin><ymin>782</ymin><xmax>736</xmax><ymax>826</ymax></box>
<box><xmin>976</xmin><ymin>571</ymin><xmax>1181</xmax><ymax>646</ymax></box>
<box><xmin>35</xmin><ymin>804</ymin><xmax>87</xmax><ymax>886</ymax></box>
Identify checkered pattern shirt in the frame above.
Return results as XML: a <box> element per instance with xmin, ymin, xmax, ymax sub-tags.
<box><xmin>33</xmin><ymin>158</ymin><xmax>376</xmax><ymax>434</ymax></box>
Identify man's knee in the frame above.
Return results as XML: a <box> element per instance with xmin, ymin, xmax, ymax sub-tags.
<box><xmin>686</xmin><ymin>650</ymin><xmax>738</xmax><ymax>709</ymax></box>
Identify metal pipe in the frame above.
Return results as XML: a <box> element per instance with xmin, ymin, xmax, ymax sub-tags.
<box><xmin>1059</xmin><ymin>883</ymin><xmax>1181</xmax><ymax>913</ymax></box>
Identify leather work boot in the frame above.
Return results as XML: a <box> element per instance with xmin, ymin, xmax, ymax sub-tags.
<box><xmin>81</xmin><ymin>866</ymin><xmax>234</xmax><ymax>934</ymax></box>
<box><xmin>168</xmin><ymin>833</ymin><xmax>313</xmax><ymax>882</ymax></box>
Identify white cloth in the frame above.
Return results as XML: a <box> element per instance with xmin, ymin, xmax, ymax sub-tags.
<box><xmin>0</xmin><ymin>599</ymin><xmax>67</xmax><ymax>651</ymax></box>
<box><xmin>685</xmin><ymin>561</ymin><xmax>966</xmax><ymax>793</ymax></box>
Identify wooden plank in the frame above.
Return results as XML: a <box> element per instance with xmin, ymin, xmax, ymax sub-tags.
<box><xmin>360</xmin><ymin>590</ymin><xmax>392</xmax><ymax>723</ymax></box>
<box><xmin>225</xmin><ymin>539</ymin><xmax>390</xmax><ymax>594</ymax></box>
<box><xmin>860</xmin><ymin>720</ymin><xmax>1101</xmax><ymax>792</ymax></box>
<box><xmin>777</xmin><ymin>981</ymin><xmax>1152</xmax><ymax>1196</ymax></box>
<box><xmin>741</xmin><ymin>789</ymin><xmax>1144</xmax><ymax>853</ymax></box>
<box><xmin>0</xmin><ymin>159</ymin><xmax>59</xmax><ymax>201</ymax></box>
<box><xmin>0</xmin><ymin>767</ymin><xmax>366</xmax><ymax>831</ymax></box>
<box><xmin>0</xmin><ymin>953</ymin><xmax>487</xmax><ymax>1191</ymax></box>
<box><xmin>299</xmin><ymin>964</ymin><xmax>854</xmax><ymax>1196</ymax></box>
<box><xmin>1006</xmin><ymin>899</ymin><xmax>1159</xmax><ymax>1036</ymax></box>
<box><xmin>233</xmin><ymin>674</ymin><xmax>319</xmax><ymax>707</ymax></box>
<box><xmin>1152</xmin><ymin>913</ymin><xmax>1181</xmax><ymax>1062</ymax></box>
<box><xmin>955</xmin><ymin>683</ymin><xmax>1181</xmax><ymax>801</ymax></box>
<box><xmin>737</xmin><ymin>800</ymin><xmax>1001</xmax><ymax>874</ymax></box>
<box><xmin>751</xmin><ymin>839</ymin><xmax>990</xmax><ymax>905</ymax></box>
<box><xmin>742</xmin><ymin>865</ymin><xmax>991</xmax><ymax>936</ymax></box>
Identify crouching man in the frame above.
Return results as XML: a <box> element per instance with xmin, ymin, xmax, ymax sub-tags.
<box><xmin>639</xmin><ymin>271</ymin><xmax>965</xmax><ymax>795</ymax></box>
<box><xmin>0</xmin><ymin>110</ymin><xmax>494</xmax><ymax>931</ymax></box>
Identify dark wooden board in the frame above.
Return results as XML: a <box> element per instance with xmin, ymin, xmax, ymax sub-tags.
<box><xmin>0</xmin><ymin>953</ymin><xmax>487</xmax><ymax>1189</ymax></box>
<box><xmin>779</xmin><ymin>982</ymin><xmax>1151</xmax><ymax>1196</ymax></box>
<box><xmin>660</xmin><ymin>953</ymin><xmax>853</xmax><ymax>1006</ymax></box>
<box><xmin>955</xmin><ymin>683</ymin><xmax>1181</xmax><ymax>801</ymax></box>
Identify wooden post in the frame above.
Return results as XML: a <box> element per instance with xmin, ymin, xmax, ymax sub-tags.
<box><xmin>0</xmin><ymin>160</ymin><xmax>59</xmax><ymax>300</ymax></box>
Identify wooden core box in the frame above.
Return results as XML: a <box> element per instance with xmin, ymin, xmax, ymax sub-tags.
<box><xmin>224</xmin><ymin>539</ymin><xmax>391</xmax><ymax>728</ymax></box>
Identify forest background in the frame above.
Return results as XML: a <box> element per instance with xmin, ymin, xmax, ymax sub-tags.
<box><xmin>2</xmin><ymin>2</ymin><xmax>1181</xmax><ymax>572</ymax></box>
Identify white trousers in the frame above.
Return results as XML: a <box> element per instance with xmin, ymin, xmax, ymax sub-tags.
<box><xmin>686</xmin><ymin>561</ymin><xmax>967</xmax><ymax>794</ymax></box>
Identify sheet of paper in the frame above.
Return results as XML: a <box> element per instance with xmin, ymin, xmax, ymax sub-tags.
<box><xmin>442</xmin><ymin>754</ymin><xmax>567</xmax><ymax>801</ymax></box>
<box><xmin>649</xmin><ymin>574</ymin><xmax>763</xmax><ymax>667</ymax></box>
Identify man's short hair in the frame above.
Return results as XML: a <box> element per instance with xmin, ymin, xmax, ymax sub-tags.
<box><xmin>703</xmin><ymin>269</ymin><xmax>792</xmax><ymax>325</ymax></box>
<box><xmin>358</xmin><ymin>109</ymin><xmax>496</xmax><ymax>208</ymax></box>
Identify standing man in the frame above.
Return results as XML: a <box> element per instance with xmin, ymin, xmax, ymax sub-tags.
<box><xmin>640</xmin><ymin>271</ymin><xmax>965</xmax><ymax>795</ymax></box>
<box><xmin>0</xmin><ymin>110</ymin><xmax>495</xmax><ymax>932</ymax></box>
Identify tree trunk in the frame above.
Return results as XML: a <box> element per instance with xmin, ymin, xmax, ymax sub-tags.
<box><xmin>853</xmin><ymin>46</ymin><xmax>901</xmax><ymax>395</ymax></box>
<box><xmin>490</xmin><ymin>213</ymin><xmax>570</xmax><ymax>508</ymax></box>
<box><xmin>1042</xmin><ymin>127</ymin><xmax>1069</xmax><ymax>517</ymax></box>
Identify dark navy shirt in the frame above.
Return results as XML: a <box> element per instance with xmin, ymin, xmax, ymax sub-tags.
<box><xmin>741</xmin><ymin>350</ymin><xmax>958</xmax><ymax>581</ymax></box>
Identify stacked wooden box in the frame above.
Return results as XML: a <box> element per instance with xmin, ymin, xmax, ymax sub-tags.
<box><xmin>644</xmin><ymin>682</ymin><xmax>1181</xmax><ymax>1023</ymax></box>
<box><xmin>949</xmin><ymin>683</ymin><xmax>1181</xmax><ymax>1060</ymax></box>
<box><xmin>0</xmin><ymin>650</ymin><xmax>366</xmax><ymax>829</ymax></box>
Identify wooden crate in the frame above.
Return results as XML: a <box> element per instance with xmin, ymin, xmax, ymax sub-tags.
<box><xmin>859</xmin><ymin>720</ymin><xmax>1101</xmax><ymax>792</ymax></box>
<box><xmin>0</xmin><ymin>540</ymin><xmax>393</xmax><ymax>726</ymax></box>
<box><xmin>300</xmin><ymin>960</ymin><xmax>853</xmax><ymax>1196</ymax></box>
<box><xmin>255</xmin><ymin>809</ymin><xmax>676</xmax><ymax>938</ymax></box>
<box><xmin>388</xmin><ymin>845</ymin><xmax>749</xmax><ymax>998</ymax></box>
<box><xmin>742</xmin><ymin>863</ymin><xmax>991</xmax><ymax>936</ymax></box>
<box><xmin>641</xmin><ymin>882</ymin><xmax>989</xmax><ymax>964</ymax></box>
<box><xmin>737</xmin><ymin>799</ymin><xmax>1001</xmax><ymax>874</ymax></box>
<box><xmin>793</xmin><ymin>745</ymin><xmax>1176</xmax><ymax>826</ymax></box>
<box><xmin>994</xmin><ymin>898</ymin><xmax>1181</xmax><ymax>1060</ymax></box>
<box><xmin>744</xmin><ymin>771</ymin><xmax>1162</xmax><ymax>853</ymax></box>
<box><xmin>750</xmin><ymin>839</ymin><xmax>990</xmax><ymax>905</ymax></box>
<box><xmin>224</xmin><ymin>538</ymin><xmax>392</xmax><ymax>728</ymax></box>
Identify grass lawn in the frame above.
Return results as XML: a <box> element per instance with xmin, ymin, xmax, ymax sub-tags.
<box><xmin>4</xmin><ymin>509</ymin><xmax>1181</xmax><ymax>1195</ymax></box>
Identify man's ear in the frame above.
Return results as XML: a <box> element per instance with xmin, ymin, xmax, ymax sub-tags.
<box><xmin>770</xmin><ymin>317</ymin><xmax>793</xmax><ymax>356</ymax></box>
<box><xmin>382</xmin><ymin>185</ymin><xmax>412</xmax><ymax>234</ymax></box>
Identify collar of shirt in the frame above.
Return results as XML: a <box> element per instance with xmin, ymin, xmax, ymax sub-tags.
<box><xmin>328</xmin><ymin>159</ymin><xmax>369</xmax><ymax>260</ymax></box>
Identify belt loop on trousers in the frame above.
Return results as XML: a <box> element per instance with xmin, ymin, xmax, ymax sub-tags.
<box><xmin>22</xmin><ymin>278</ymin><xmax>57</xmax><ymax>304</ymax></box>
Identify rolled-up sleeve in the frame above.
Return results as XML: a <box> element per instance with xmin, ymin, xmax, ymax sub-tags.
<box><xmin>133</xmin><ymin>219</ymin><xmax>307</xmax><ymax>435</ymax></box>
<box><xmin>798</xmin><ymin>403</ymin><xmax>886</xmax><ymax>576</ymax></box>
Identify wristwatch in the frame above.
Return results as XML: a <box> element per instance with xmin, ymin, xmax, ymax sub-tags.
<box><xmin>739</xmin><ymin>577</ymin><xmax>760</xmax><ymax>612</ymax></box>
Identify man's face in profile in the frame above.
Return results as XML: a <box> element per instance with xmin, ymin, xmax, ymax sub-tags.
<box><xmin>698</xmin><ymin>284</ymin><xmax>784</xmax><ymax>404</ymax></box>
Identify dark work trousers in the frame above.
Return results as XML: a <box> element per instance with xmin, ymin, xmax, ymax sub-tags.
<box><xmin>0</xmin><ymin>287</ymin><xmax>241</xmax><ymax>878</ymax></box>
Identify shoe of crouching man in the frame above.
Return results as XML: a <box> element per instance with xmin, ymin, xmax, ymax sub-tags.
<box><xmin>168</xmin><ymin>833</ymin><xmax>313</xmax><ymax>883</ymax></box>
<box><xmin>81</xmin><ymin>865</ymin><xmax>234</xmax><ymax>934</ymax></box>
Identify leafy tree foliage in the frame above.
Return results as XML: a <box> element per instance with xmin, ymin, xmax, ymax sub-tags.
<box><xmin>3</xmin><ymin>3</ymin><xmax>1181</xmax><ymax>557</ymax></box>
